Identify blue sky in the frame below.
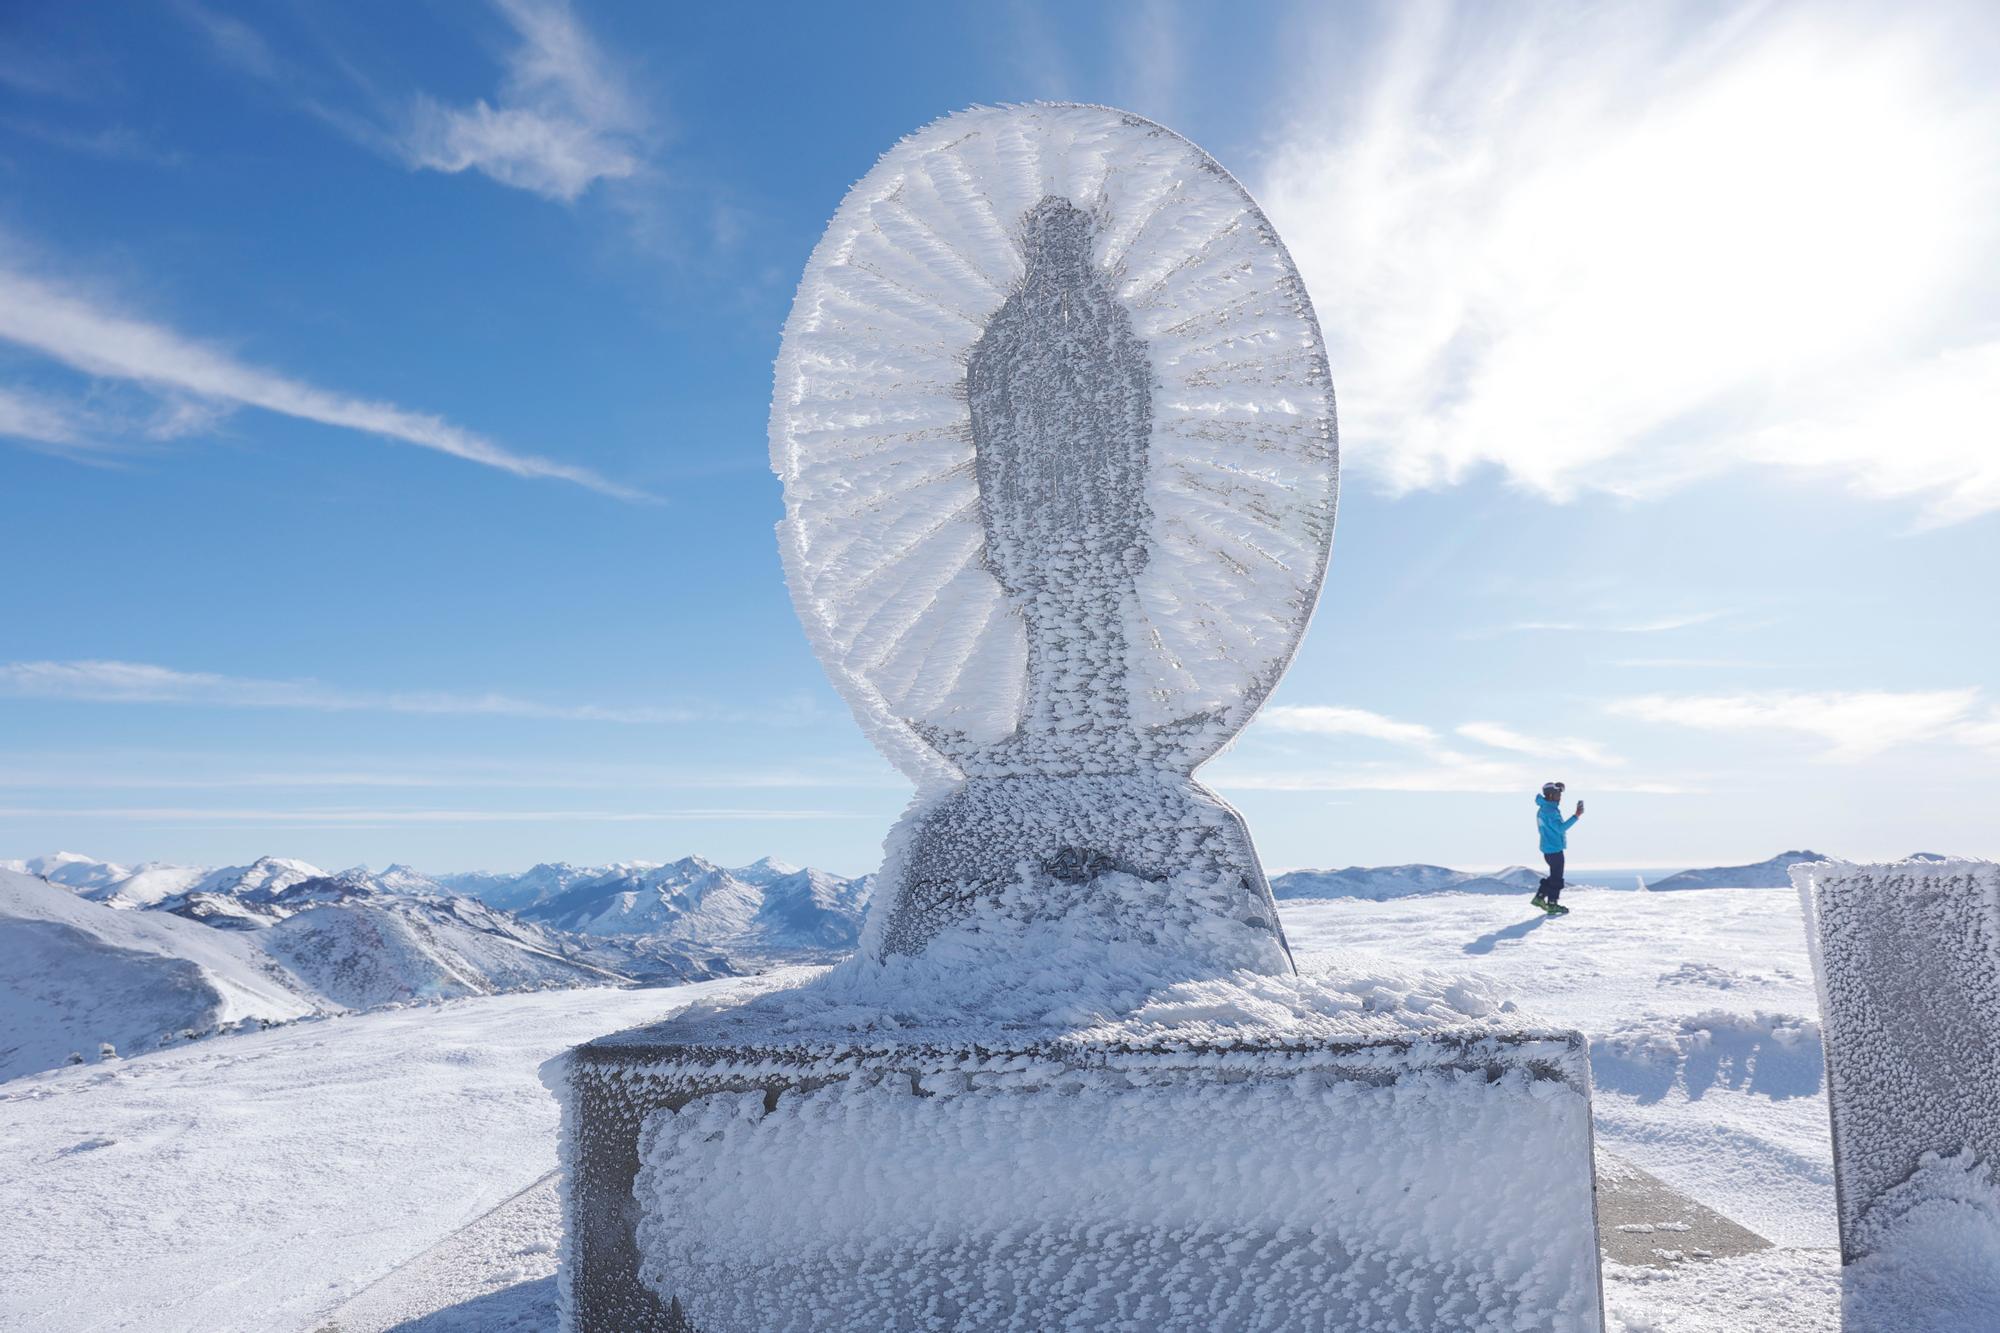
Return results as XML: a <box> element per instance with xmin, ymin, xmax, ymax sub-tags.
<box><xmin>2</xmin><ymin>0</ymin><xmax>1996</xmax><ymax>877</ymax></box>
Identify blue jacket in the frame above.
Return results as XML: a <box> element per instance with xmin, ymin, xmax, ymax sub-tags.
<box><xmin>1537</xmin><ymin>795</ymin><xmax>1579</xmax><ymax>853</ymax></box>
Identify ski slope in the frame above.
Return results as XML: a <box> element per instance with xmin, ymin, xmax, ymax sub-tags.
<box><xmin>1</xmin><ymin>888</ymin><xmax>1844</xmax><ymax>1331</ymax></box>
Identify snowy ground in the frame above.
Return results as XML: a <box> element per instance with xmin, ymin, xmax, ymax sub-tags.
<box><xmin>0</xmin><ymin>888</ymin><xmax>1845</xmax><ymax>1331</ymax></box>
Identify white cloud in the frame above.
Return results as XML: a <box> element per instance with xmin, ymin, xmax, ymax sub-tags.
<box><xmin>1258</xmin><ymin>704</ymin><xmax>1438</xmax><ymax>747</ymax></box>
<box><xmin>1457</xmin><ymin>721</ymin><xmax>1619</xmax><ymax>767</ymax></box>
<box><xmin>0</xmin><ymin>660</ymin><xmax>715</xmax><ymax>725</ymax></box>
<box><xmin>398</xmin><ymin>0</ymin><xmax>644</xmax><ymax>202</ymax></box>
<box><xmin>1259</xmin><ymin>2</ymin><xmax>2000</xmax><ymax>523</ymax></box>
<box><xmin>0</xmin><ymin>264</ymin><xmax>642</xmax><ymax>497</ymax></box>
<box><xmin>1608</xmin><ymin>688</ymin><xmax>1984</xmax><ymax>761</ymax></box>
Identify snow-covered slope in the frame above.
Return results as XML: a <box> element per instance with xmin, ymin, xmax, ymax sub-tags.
<box><xmin>92</xmin><ymin>861</ymin><xmax>209</xmax><ymax>908</ymax></box>
<box><xmin>0</xmin><ymin>868</ymin><xmax>327</xmax><ymax>1080</ymax></box>
<box><xmin>1271</xmin><ymin>863</ymin><xmax>1542</xmax><ymax>900</ymax></box>
<box><xmin>749</xmin><ymin>868</ymin><xmax>871</xmax><ymax>956</ymax></box>
<box><xmin>1649</xmin><ymin>850</ymin><xmax>1834</xmax><ymax>891</ymax></box>
<box><xmin>0</xmin><ymin>865</ymin><xmax>661</xmax><ymax>1079</ymax></box>
<box><xmin>0</xmin><ymin>891</ymin><xmax>1854</xmax><ymax>1333</ymax></box>
<box><xmin>0</xmin><ymin>851</ymin><xmax>131</xmax><ymax>893</ymax></box>
<box><xmin>259</xmin><ymin>889</ymin><xmax>622</xmax><ymax>1008</ymax></box>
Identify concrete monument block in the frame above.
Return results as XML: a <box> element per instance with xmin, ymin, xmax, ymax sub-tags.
<box><xmin>1793</xmin><ymin>858</ymin><xmax>2000</xmax><ymax>1263</ymax></box>
<box><xmin>551</xmin><ymin>103</ymin><xmax>1606</xmax><ymax>1332</ymax></box>
<box><xmin>554</xmin><ymin>983</ymin><xmax>1605</xmax><ymax>1332</ymax></box>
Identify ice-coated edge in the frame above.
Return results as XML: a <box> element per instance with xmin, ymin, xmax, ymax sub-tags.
<box><xmin>769</xmin><ymin>102</ymin><xmax>1339</xmax><ymax>788</ymax></box>
<box><xmin>538</xmin><ymin>1047</ymin><xmax>581</xmax><ymax>1331</ymax></box>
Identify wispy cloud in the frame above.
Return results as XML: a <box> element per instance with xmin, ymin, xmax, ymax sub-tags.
<box><xmin>1236</xmin><ymin>701</ymin><xmax>1643</xmax><ymax>793</ymax></box>
<box><xmin>1118</xmin><ymin>0</ymin><xmax>1183</xmax><ymax>125</ymax></box>
<box><xmin>1610</xmin><ymin>658</ymin><xmax>1778</xmax><ymax>670</ymax></box>
<box><xmin>1259</xmin><ymin>704</ymin><xmax>1438</xmax><ymax>747</ymax></box>
<box><xmin>0</xmin><ymin>752</ymin><xmax>899</xmax><ymax>792</ymax></box>
<box><xmin>1215</xmin><ymin>759</ymin><xmax>1687</xmax><ymax>796</ymax></box>
<box><xmin>0</xmin><ymin>660</ymin><xmax>781</xmax><ymax>726</ymax></box>
<box><xmin>395</xmin><ymin>0</ymin><xmax>645</xmax><ymax>202</ymax></box>
<box><xmin>0</xmin><ymin>805</ymin><xmax>852</xmax><ymax>826</ymax></box>
<box><xmin>1261</xmin><ymin>2</ymin><xmax>2000</xmax><ymax>524</ymax></box>
<box><xmin>0</xmin><ymin>384</ymin><xmax>94</xmax><ymax>453</ymax></box>
<box><xmin>1467</xmin><ymin>611</ymin><xmax>1727</xmax><ymax>639</ymax></box>
<box><xmin>0</xmin><ymin>117</ymin><xmax>184</xmax><ymax>166</ymax></box>
<box><xmin>1608</xmin><ymin>688</ymin><xmax>1987</xmax><ymax>761</ymax></box>
<box><xmin>0</xmin><ymin>262</ymin><xmax>642</xmax><ymax>497</ymax></box>
<box><xmin>1457</xmin><ymin>722</ymin><xmax>1619</xmax><ymax>767</ymax></box>
<box><xmin>174</xmin><ymin>0</ymin><xmax>286</xmax><ymax>82</ymax></box>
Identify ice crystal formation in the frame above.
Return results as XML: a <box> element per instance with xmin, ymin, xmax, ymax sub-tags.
<box><xmin>770</xmin><ymin>103</ymin><xmax>1338</xmax><ymax>968</ymax></box>
<box><xmin>1792</xmin><ymin>858</ymin><xmax>2000</xmax><ymax>1263</ymax></box>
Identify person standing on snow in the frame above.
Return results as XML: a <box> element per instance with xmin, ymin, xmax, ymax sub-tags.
<box><xmin>1532</xmin><ymin>781</ymin><xmax>1584</xmax><ymax>915</ymax></box>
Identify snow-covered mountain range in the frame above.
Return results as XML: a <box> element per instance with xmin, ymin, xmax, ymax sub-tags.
<box><xmin>1271</xmin><ymin>863</ymin><xmax>1543</xmax><ymax>901</ymax></box>
<box><xmin>5</xmin><ymin>845</ymin><xmax>1912</xmax><ymax>1083</ymax></box>
<box><xmin>0</xmin><ymin>851</ymin><xmax>875</xmax><ymax>1082</ymax></box>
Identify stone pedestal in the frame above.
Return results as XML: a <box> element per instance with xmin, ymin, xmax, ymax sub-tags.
<box><xmin>1793</xmin><ymin>858</ymin><xmax>2000</xmax><ymax>1262</ymax></box>
<box><xmin>547</xmin><ymin>996</ymin><xmax>1607</xmax><ymax>1333</ymax></box>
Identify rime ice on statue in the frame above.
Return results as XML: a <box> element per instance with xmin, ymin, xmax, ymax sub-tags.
<box><xmin>1793</xmin><ymin>859</ymin><xmax>2000</xmax><ymax>1292</ymax></box>
<box><xmin>548</xmin><ymin>104</ymin><xmax>1605</xmax><ymax>1332</ymax></box>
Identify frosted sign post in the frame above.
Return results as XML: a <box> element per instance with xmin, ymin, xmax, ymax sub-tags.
<box><xmin>549</xmin><ymin>104</ymin><xmax>1605</xmax><ymax>1332</ymax></box>
<box><xmin>1792</xmin><ymin>858</ymin><xmax>2000</xmax><ymax>1312</ymax></box>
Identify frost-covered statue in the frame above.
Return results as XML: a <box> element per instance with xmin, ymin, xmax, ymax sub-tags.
<box><xmin>558</xmin><ymin>107</ymin><xmax>1606</xmax><ymax>1333</ymax></box>
<box><xmin>772</xmin><ymin>103</ymin><xmax>1338</xmax><ymax>980</ymax></box>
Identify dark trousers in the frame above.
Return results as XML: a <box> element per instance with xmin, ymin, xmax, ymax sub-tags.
<box><xmin>1539</xmin><ymin>852</ymin><xmax>1566</xmax><ymax>902</ymax></box>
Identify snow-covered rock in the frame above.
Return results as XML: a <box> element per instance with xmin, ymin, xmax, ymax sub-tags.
<box><xmin>1649</xmin><ymin>850</ymin><xmax>1832</xmax><ymax>891</ymax></box>
<box><xmin>0</xmin><ymin>867</ymin><xmax>327</xmax><ymax>1081</ymax></box>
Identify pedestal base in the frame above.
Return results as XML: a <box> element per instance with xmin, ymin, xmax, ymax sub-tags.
<box><xmin>549</xmin><ymin>998</ymin><xmax>1606</xmax><ymax>1332</ymax></box>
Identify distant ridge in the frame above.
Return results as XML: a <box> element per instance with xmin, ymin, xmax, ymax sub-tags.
<box><xmin>1647</xmin><ymin>851</ymin><xmax>1832</xmax><ymax>892</ymax></box>
<box><xmin>1272</xmin><ymin>863</ymin><xmax>1542</xmax><ymax>901</ymax></box>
